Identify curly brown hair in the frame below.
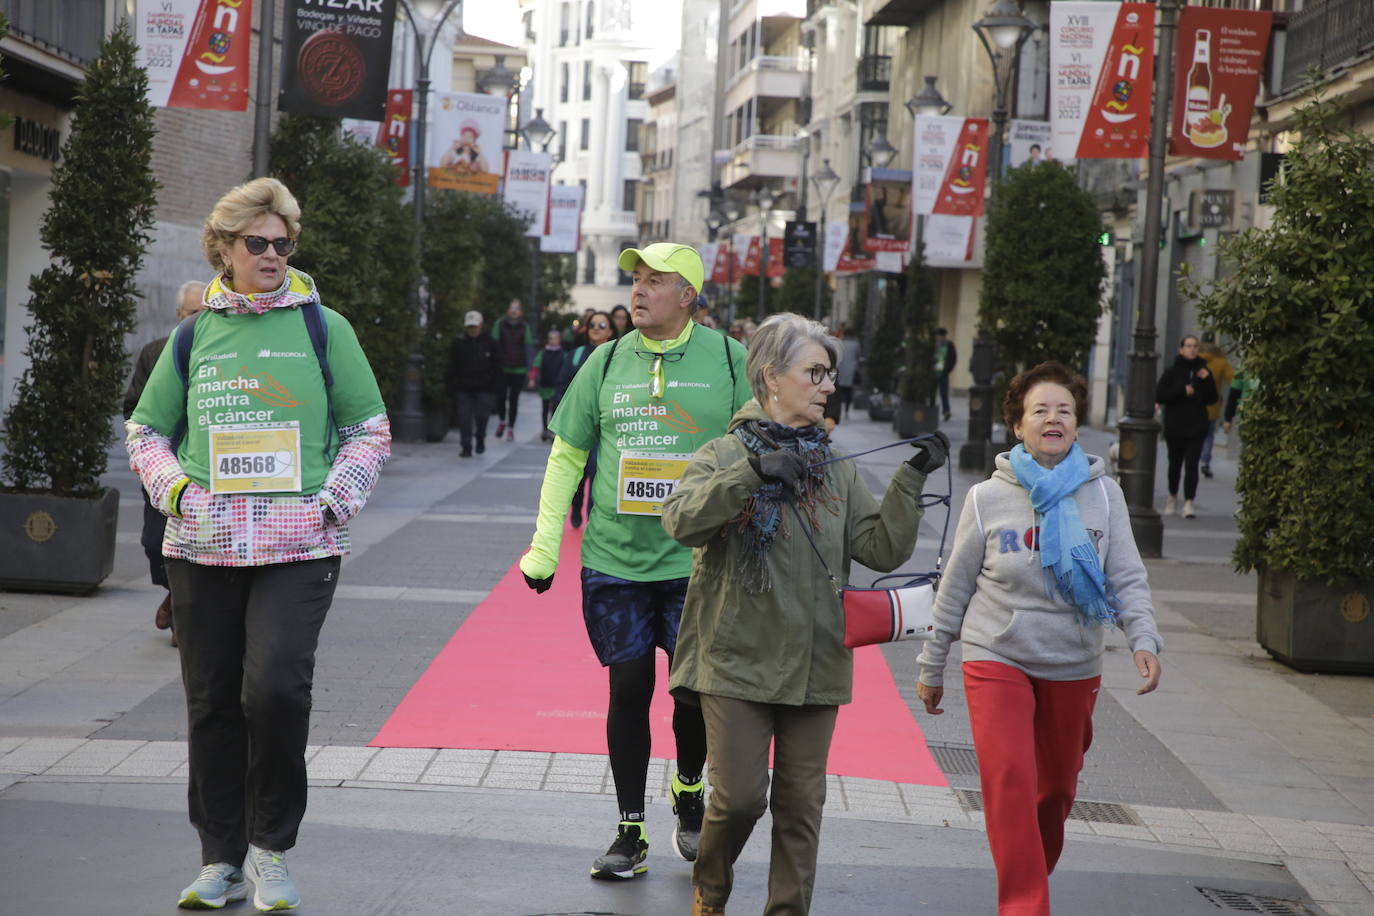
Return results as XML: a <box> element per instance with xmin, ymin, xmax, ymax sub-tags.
<box><xmin>1003</xmin><ymin>361</ymin><xmax>1089</xmax><ymax>429</ymax></box>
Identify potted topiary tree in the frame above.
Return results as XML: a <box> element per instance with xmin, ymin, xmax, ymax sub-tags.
<box><xmin>895</xmin><ymin>242</ymin><xmax>939</xmax><ymax>438</ymax></box>
<box><xmin>0</xmin><ymin>24</ymin><xmax>158</xmax><ymax>593</ymax></box>
<box><xmin>864</xmin><ymin>273</ymin><xmax>904</xmax><ymax>422</ymax></box>
<box><xmin>979</xmin><ymin>160</ymin><xmax>1106</xmax><ymax>418</ymax></box>
<box><xmin>1193</xmin><ymin>90</ymin><xmax>1374</xmax><ymax>674</ymax></box>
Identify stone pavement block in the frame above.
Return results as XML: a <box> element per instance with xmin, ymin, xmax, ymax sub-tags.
<box><xmin>1087</xmin><ymin>822</ymin><xmax>1157</xmax><ymax>842</ymax></box>
<box><xmin>0</xmin><ymin>737</ymin><xmax>85</xmax><ymax>773</ymax></box>
<box><xmin>359</xmin><ymin>747</ymin><xmax>436</xmax><ymax>782</ymax></box>
<box><xmin>307</xmin><ymin>745</ymin><xmax>378</xmax><ymax>780</ymax></box>
<box><xmin>1151</xmin><ymin>829</ymin><xmax>1222</xmax><ymax>849</ymax></box>
<box><xmin>107</xmin><ymin>741</ymin><xmax>186</xmax><ymax>777</ymax></box>
<box><xmin>0</xmin><ymin>736</ymin><xmax>25</xmax><ymax>755</ymax></box>
<box><xmin>1207</xmin><ymin>831</ymin><xmax>1285</xmax><ymax>856</ymax></box>
<box><xmin>482</xmin><ymin>773</ymin><xmax>543</xmax><ymax>789</ymax></box>
<box><xmin>40</xmin><ymin>739</ymin><xmax>144</xmax><ymax>776</ymax></box>
<box><xmin>418</xmin><ymin>772</ymin><xmax>483</xmax><ymax>786</ymax></box>
<box><xmin>1285</xmin><ymin>857</ymin><xmax>1374</xmax><ymax>916</ymax></box>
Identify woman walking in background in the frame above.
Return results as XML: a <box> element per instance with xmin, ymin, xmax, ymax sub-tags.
<box><xmin>1155</xmin><ymin>335</ymin><xmax>1218</xmax><ymax>518</ymax></box>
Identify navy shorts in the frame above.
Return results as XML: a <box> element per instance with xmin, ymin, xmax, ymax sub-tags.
<box><xmin>580</xmin><ymin>567</ymin><xmax>689</xmax><ymax>666</ymax></box>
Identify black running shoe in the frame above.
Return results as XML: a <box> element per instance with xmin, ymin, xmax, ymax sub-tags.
<box><xmin>671</xmin><ymin>775</ymin><xmax>705</xmax><ymax>862</ymax></box>
<box><xmin>590</xmin><ymin>821</ymin><xmax>648</xmax><ymax>880</ymax></box>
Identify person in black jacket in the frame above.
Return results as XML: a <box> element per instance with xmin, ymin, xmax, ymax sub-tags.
<box><xmin>449</xmin><ymin>310</ymin><xmax>502</xmax><ymax>457</ymax></box>
<box><xmin>1155</xmin><ymin>335</ymin><xmax>1217</xmax><ymax>518</ymax></box>
<box><xmin>123</xmin><ymin>279</ymin><xmax>205</xmax><ymax>644</ymax></box>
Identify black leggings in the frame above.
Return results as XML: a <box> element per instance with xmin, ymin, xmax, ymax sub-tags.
<box><xmin>606</xmin><ymin>653</ymin><xmax>707</xmax><ymax>815</ymax></box>
<box><xmin>496</xmin><ymin>373</ymin><xmax>524</xmax><ymax>427</ymax></box>
<box><xmin>1165</xmin><ymin>435</ymin><xmax>1206</xmax><ymax>500</ymax></box>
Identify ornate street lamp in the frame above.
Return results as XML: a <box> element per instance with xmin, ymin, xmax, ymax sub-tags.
<box><xmin>905</xmin><ymin>75</ymin><xmax>952</xmax><ymax>119</ymax></box>
<box><xmin>520</xmin><ymin>110</ymin><xmax>558</xmax><ymax>329</ymax></box>
<box><xmin>811</xmin><ymin>158</ymin><xmax>840</xmax><ymax>320</ymax></box>
<box><xmin>393</xmin><ymin>0</ymin><xmax>463</xmax><ymax>442</ymax></box>
<box><xmin>866</xmin><ymin>131</ymin><xmax>897</xmax><ymax>169</ymax></box>
<box><xmin>961</xmin><ymin>0</ymin><xmax>1033</xmax><ymax>471</ymax></box>
<box><xmin>751</xmin><ymin>186</ymin><xmax>776</xmax><ymax>315</ymax></box>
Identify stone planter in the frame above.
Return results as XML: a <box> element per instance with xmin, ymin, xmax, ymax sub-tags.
<box><xmin>1257</xmin><ymin>567</ymin><xmax>1374</xmax><ymax>675</ymax></box>
<box><xmin>423</xmin><ymin>400</ymin><xmax>450</xmax><ymax>443</ymax></box>
<box><xmin>0</xmin><ymin>488</ymin><xmax>120</xmax><ymax>594</ymax></box>
<box><xmin>867</xmin><ymin>391</ymin><xmax>897</xmax><ymax>423</ymax></box>
<box><xmin>895</xmin><ymin>399</ymin><xmax>940</xmax><ymax>439</ymax></box>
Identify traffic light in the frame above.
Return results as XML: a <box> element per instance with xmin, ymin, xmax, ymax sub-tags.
<box><xmin>1097</xmin><ymin>230</ymin><xmax>1112</xmax><ymax>246</ymax></box>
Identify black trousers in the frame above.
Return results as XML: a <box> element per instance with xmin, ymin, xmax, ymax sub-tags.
<box><xmin>496</xmin><ymin>373</ymin><xmax>524</xmax><ymax>427</ymax></box>
<box><xmin>454</xmin><ymin>390</ymin><xmax>492</xmax><ymax>448</ymax></box>
<box><xmin>1165</xmin><ymin>435</ymin><xmax>1206</xmax><ymax>500</ymax></box>
<box><xmin>140</xmin><ymin>486</ymin><xmax>169</xmax><ymax>588</ymax></box>
<box><xmin>166</xmin><ymin>556</ymin><xmax>340</xmax><ymax>865</ymax></box>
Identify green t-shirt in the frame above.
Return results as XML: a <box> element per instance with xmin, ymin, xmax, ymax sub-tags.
<box><xmin>550</xmin><ymin>326</ymin><xmax>751</xmax><ymax>581</ymax></box>
<box><xmin>130</xmin><ymin>305</ymin><xmax>385</xmax><ymax>495</ymax></box>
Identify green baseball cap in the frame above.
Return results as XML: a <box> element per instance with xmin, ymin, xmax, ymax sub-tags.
<box><xmin>617</xmin><ymin>242</ymin><xmax>704</xmax><ymax>295</ymax></box>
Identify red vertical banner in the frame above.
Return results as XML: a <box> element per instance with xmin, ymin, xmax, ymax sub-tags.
<box><xmin>378</xmin><ymin>89</ymin><xmax>412</xmax><ymax>186</ymax></box>
<box><xmin>741</xmin><ymin>237</ymin><xmax>762</xmax><ymax>276</ymax></box>
<box><xmin>766</xmin><ymin>238</ymin><xmax>784</xmax><ymax>278</ymax></box>
<box><xmin>1170</xmin><ymin>8</ymin><xmax>1273</xmax><ymax>160</ymax></box>
<box><xmin>709</xmin><ymin>243</ymin><xmax>737</xmax><ymax>284</ymax></box>
<box><xmin>1074</xmin><ymin>2</ymin><xmax>1154</xmax><ymax>159</ymax></box>
<box><xmin>932</xmin><ymin>119</ymin><xmax>989</xmax><ymax>217</ymax></box>
<box><xmin>159</xmin><ymin>0</ymin><xmax>253</xmax><ymax>111</ymax></box>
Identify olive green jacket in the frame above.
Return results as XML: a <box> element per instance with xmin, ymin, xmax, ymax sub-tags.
<box><xmin>662</xmin><ymin>401</ymin><xmax>927</xmax><ymax>706</ymax></box>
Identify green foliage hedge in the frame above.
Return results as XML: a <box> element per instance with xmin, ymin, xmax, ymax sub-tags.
<box><xmin>1195</xmin><ymin>92</ymin><xmax>1374</xmax><ymax>583</ymax></box>
<box><xmin>2</xmin><ymin>25</ymin><xmax>157</xmax><ymax>496</ymax></box>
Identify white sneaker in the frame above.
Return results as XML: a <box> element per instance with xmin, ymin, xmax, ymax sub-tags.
<box><xmin>178</xmin><ymin>863</ymin><xmax>249</xmax><ymax>909</ymax></box>
<box><xmin>1182</xmin><ymin>499</ymin><xmax>1197</xmax><ymax>519</ymax></box>
<box><xmin>245</xmin><ymin>845</ymin><xmax>299</xmax><ymax>911</ymax></box>
<box><xmin>1164</xmin><ymin>495</ymin><xmax>1177</xmax><ymax>515</ymax></box>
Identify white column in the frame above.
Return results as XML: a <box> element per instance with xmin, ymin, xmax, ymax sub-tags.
<box><xmin>588</xmin><ymin>55</ymin><xmax>610</xmax><ymax>212</ymax></box>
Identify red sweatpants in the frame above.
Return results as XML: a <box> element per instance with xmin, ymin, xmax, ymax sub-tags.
<box><xmin>963</xmin><ymin>661</ymin><xmax>1101</xmax><ymax>916</ymax></box>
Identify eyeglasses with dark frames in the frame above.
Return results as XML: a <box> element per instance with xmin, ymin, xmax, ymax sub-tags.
<box><xmin>804</xmin><ymin>364</ymin><xmax>839</xmax><ymax>386</ymax></box>
<box><xmin>238</xmin><ymin>235</ymin><xmax>296</xmax><ymax>256</ymax></box>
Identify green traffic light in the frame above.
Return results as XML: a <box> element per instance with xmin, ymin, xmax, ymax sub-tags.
<box><xmin>1097</xmin><ymin>231</ymin><xmax>1112</xmax><ymax>246</ymax></box>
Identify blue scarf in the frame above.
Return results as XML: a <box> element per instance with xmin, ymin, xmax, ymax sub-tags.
<box><xmin>1008</xmin><ymin>443</ymin><xmax>1119</xmax><ymax>628</ymax></box>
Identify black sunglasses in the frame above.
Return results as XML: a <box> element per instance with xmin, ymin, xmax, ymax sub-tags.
<box><xmin>238</xmin><ymin>235</ymin><xmax>296</xmax><ymax>256</ymax></box>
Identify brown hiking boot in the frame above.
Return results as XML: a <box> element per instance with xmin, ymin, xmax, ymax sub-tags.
<box><xmin>154</xmin><ymin>594</ymin><xmax>173</xmax><ymax>630</ymax></box>
<box><xmin>692</xmin><ymin>886</ymin><xmax>725</xmax><ymax>916</ymax></box>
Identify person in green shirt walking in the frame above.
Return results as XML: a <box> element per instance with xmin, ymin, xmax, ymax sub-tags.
<box><xmin>519</xmin><ymin>242</ymin><xmax>751</xmax><ymax>881</ymax></box>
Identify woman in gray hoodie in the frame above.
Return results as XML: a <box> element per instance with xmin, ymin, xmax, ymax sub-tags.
<box><xmin>916</xmin><ymin>361</ymin><xmax>1162</xmax><ymax>916</ymax></box>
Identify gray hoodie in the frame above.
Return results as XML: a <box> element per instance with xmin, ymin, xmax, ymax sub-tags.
<box><xmin>917</xmin><ymin>451</ymin><xmax>1162</xmax><ymax>687</ymax></box>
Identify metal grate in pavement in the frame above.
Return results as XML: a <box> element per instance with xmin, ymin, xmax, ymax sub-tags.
<box><xmin>953</xmin><ymin>788</ymin><xmax>1145</xmax><ymax>826</ymax></box>
<box><xmin>928</xmin><ymin>742</ymin><xmax>980</xmax><ymax>776</ymax></box>
<box><xmin>1195</xmin><ymin>887</ymin><xmax>1314</xmax><ymax>915</ymax></box>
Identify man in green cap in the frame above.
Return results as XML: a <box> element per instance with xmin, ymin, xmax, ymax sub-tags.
<box><xmin>520</xmin><ymin>242</ymin><xmax>751</xmax><ymax>881</ymax></box>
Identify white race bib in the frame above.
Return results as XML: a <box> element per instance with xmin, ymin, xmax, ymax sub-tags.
<box><xmin>616</xmin><ymin>451</ymin><xmax>693</xmax><ymax>516</ymax></box>
<box><xmin>207</xmin><ymin>421</ymin><xmax>302</xmax><ymax>494</ymax></box>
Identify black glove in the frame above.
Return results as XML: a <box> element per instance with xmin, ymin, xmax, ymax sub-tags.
<box><xmin>748</xmin><ymin>450</ymin><xmax>809</xmax><ymax>488</ymax></box>
<box><xmin>523</xmin><ymin>572</ymin><xmax>554</xmax><ymax>594</ymax></box>
<box><xmin>907</xmin><ymin>430</ymin><xmax>950</xmax><ymax>474</ymax></box>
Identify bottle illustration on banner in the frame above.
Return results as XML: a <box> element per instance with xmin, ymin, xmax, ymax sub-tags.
<box><xmin>1185</xmin><ymin>30</ymin><xmax>1229</xmax><ymax>149</ymax></box>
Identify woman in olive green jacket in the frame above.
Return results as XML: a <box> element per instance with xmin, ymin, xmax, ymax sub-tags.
<box><xmin>662</xmin><ymin>313</ymin><xmax>948</xmax><ymax>916</ymax></box>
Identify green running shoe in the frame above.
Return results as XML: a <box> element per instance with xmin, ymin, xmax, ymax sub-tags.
<box><xmin>590</xmin><ymin>821</ymin><xmax>649</xmax><ymax>880</ymax></box>
<box><xmin>671</xmin><ymin>774</ymin><xmax>705</xmax><ymax>862</ymax></box>
<box><xmin>177</xmin><ymin>862</ymin><xmax>249</xmax><ymax>909</ymax></box>
<box><xmin>245</xmin><ymin>845</ymin><xmax>300</xmax><ymax>911</ymax></box>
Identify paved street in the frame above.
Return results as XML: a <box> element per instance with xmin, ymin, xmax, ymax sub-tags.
<box><xmin>2</xmin><ymin>391</ymin><xmax>1372</xmax><ymax>916</ymax></box>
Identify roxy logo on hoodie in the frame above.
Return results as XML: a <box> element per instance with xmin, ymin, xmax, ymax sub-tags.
<box><xmin>996</xmin><ymin>526</ymin><xmax>1104</xmax><ymax>553</ymax></box>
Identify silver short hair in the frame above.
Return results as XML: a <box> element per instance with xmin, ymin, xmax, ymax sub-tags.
<box><xmin>745</xmin><ymin>312</ymin><xmax>840</xmax><ymax>405</ymax></box>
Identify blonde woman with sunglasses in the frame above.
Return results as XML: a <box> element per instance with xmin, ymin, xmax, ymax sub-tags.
<box><xmin>126</xmin><ymin>177</ymin><xmax>390</xmax><ymax>911</ymax></box>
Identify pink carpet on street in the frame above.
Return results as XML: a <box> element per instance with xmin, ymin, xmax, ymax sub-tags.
<box><xmin>371</xmin><ymin>523</ymin><xmax>946</xmax><ymax>786</ymax></box>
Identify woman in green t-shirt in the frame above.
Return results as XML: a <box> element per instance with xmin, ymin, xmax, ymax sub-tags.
<box><xmin>126</xmin><ymin>178</ymin><xmax>390</xmax><ymax>912</ymax></box>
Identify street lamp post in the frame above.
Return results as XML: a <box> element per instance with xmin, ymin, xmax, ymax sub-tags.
<box><xmin>751</xmin><ymin>186</ymin><xmax>775</xmax><ymax>315</ymax></box>
<box><xmin>811</xmin><ymin>159</ymin><xmax>840</xmax><ymax>321</ymax></box>
<box><xmin>962</xmin><ymin>0</ymin><xmax>1034</xmax><ymax>471</ymax></box>
<box><xmin>1116</xmin><ymin>0</ymin><xmax>1179</xmax><ymax>557</ymax></box>
<box><xmin>860</xmin><ymin>134</ymin><xmax>897</xmax><ymax>363</ymax></box>
<box><xmin>393</xmin><ymin>0</ymin><xmax>463</xmax><ymax>443</ymax></box>
<box><xmin>520</xmin><ymin>108</ymin><xmax>557</xmax><ymax>330</ymax></box>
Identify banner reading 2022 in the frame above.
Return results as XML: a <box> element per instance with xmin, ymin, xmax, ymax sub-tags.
<box><xmin>1050</xmin><ymin>2</ymin><xmax>1154</xmax><ymax>159</ymax></box>
<box><xmin>135</xmin><ymin>0</ymin><xmax>252</xmax><ymax>110</ymax></box>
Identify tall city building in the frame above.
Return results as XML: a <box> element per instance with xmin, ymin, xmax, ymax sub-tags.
<box><xmin>518</xmin><ymin>0</ymin><xmax>682</xmax><ymax>310</ymax></box>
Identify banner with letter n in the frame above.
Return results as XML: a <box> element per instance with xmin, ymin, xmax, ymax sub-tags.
<box><xmin>912</xmin><ymin>115</ymin><xmax>989</xmax><ymax>217</ymax></box>
<box><xmin>1050</xmin><ymin>1</ymin><xmax>1155</xmax><ymax>159</ymax></box>
<box><xmin>1169</xmin><ymin>7</ymin><xmax>1272</xmax><ymax>161</ymax></box>
<box><xmin>135</xmin><ymin>0</ymin><xmax>252</xmax><ymax>110</ymax></box>
<box><xmin>279</xmin><ymin>0</ymin><xmax>397</xmax><ymax>120</ymax></box>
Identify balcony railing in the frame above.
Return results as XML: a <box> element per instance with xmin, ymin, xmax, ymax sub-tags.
<box><xmin>1281</xmin><ymin>0</ymin><xmax>1374</xmax><ymax>93</ymax></box>
<box><xmin>733</xmin><ymin>134</ymin><xmax>803</xmax><ymax>156</ymax></box>
<box><xmin>727</xmin><ymin>55</ymin><xmax>807</xmax><ymax>91</ymax></box>
<box><xmin>857</xmin><ymin>54</ymin><xmax>891</xmax><ymax>93</ymax></box>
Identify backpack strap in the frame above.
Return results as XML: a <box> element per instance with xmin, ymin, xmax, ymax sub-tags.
<box><xmin>300</xmin><ymin>302</ymin><xmax>336</xmax><ymax>460</ymax></box>
<box><xmin>170</xmin><ymin>310</ymin><xmax>205</xmax><ymax>450</ymax></box>
<box><xmin>722</xmin><ymin>330</ymin><xmax>737</xmax><ymax>388</ymax></box>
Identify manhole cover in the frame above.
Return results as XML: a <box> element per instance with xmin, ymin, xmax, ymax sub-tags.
<box><xmin>928</xmin><ymin>742</ymin><xmax>980</xmax><ymax>776</ymax></box>
<box><xmin>954</xmin><ymin>788</ymin><xmax>1144</xmax><ymax>826</ymax></box>
<box><xmin>1196</xmin><ymin>886</ymin><xmax>1314</xmax><ymax>914</ymax></box>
